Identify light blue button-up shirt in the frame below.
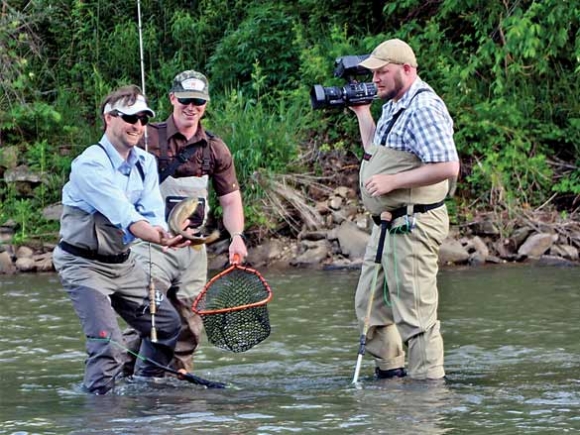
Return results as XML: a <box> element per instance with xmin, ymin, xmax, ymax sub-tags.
<box><xmin>62</xmin><ymin>134</ymin><xmax>166</xmax><ymax>245</ymax></box>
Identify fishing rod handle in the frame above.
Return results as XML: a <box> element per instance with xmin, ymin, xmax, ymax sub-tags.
<box><xmin>148</xmin><ymin>281</ymin><xmax>158</xmax><ymax>342</ymax></box>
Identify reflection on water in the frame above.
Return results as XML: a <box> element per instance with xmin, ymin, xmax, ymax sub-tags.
<box><xmin>1</xmin><ymin>264</ymin><xmax>580</xmax><ymax>434</ymax></box>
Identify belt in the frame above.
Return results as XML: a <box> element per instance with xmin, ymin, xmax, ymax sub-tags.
<box><xmin>58</xmin><ymin>240</ymin><xmax>130</xmax><ymax>264</ymax></box>
<box><xmin>372</xmin><ymin>200</ymin><xmax>445</xmax><ymax>226</ymax></box>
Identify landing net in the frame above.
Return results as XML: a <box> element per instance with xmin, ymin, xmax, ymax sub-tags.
<box><xmin>192</xmin><ymin>263</ymin><xmax>273</xmax><ymax>353</ymax></box>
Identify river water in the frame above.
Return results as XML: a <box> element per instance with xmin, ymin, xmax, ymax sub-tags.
<box><xmin>1</xmin><ymin>263</ymin><xmax>579</xmax><ymax>434</ymax></box>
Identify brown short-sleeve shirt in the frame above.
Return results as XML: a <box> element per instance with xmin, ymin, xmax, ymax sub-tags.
<box><xmin>140</xmin><ymin>116</ymin><xmax>239</xmax><ymax>197</ymax></box>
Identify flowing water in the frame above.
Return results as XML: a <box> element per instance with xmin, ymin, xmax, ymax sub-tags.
<box><xmin>1</xmin><ymin>263</ymin><xmax>580</xmax><ymax>434</ymax></box>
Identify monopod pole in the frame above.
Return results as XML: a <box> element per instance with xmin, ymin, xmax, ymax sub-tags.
<box><xmin>351</xmin><ymin>211</ymin><xmax>391</xmax><ymax>384</ymax></box>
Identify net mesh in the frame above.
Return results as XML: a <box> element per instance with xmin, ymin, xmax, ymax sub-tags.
<box><xmin>193</xmin><ymin>265</ymin><xmax>272</xmax><ymax>353</ymax></box>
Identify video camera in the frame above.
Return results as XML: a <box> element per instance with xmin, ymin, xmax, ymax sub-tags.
<box><xmin>310</xmin><ymin>55</ymin><xmax>377</xmax><ymax>110</ymax></box>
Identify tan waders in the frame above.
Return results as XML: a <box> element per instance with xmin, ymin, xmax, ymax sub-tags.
<box><xmin>130</xmin><ymin>242</ymin><xmax>206</xmax><ymax>372</ymax></box>
<box><xmin>356</xmin><ymin>145</ymin><xmax>450</xmax><ymax>379</ymax></box>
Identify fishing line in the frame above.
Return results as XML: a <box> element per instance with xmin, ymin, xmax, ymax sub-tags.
<box><xmin>88</xmin><ymin>335</ymin><xmax>227</xmax><ymax>389</ymax></box>
<box><xmin>136</xmin><ymin>0</ymin><xmax>157</xmax><ymax>342</ymax></box>
<box><xmin>137</xmin><ymin>0</ymin><xmax>147</xmax><ymax>102</ymax></box>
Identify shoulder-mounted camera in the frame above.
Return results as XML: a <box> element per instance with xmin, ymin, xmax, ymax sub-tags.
<box><xmin>310</xmin><ymin>55</ymin><xmax>377</xmax><ymax>110</ymax></box>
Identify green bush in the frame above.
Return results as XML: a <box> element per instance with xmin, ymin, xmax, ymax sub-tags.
<box><xmin>1</xmin><ymin>0</ymin><xmax>579</xmax><ymax>242</ymax></box>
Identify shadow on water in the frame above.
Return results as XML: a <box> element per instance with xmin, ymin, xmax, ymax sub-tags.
<box><xmin>1</xmin><ymin>264</ymin><xmax>580</xmax><ymax>434</ymax></box>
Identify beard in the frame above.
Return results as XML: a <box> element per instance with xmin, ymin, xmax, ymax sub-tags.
<box><xmin>381</xmin><ymin>71</ymin><xmax>405</xmax><ymax>101</ymax></box>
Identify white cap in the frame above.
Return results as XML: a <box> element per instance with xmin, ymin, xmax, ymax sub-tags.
<box><xmin>103</xmin><ymin>94</ymin><xmax>155</xmax><ymax>117</ymax></box>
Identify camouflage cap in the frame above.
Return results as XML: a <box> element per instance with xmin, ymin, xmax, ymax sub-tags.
<box><xmin>170</xmin><ymin>70</ymin><xmax>210</xmax><ymax>100</ymax></box>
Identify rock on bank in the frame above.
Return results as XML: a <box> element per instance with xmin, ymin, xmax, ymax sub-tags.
<box><xmin>2</xmin><ymin>195</ymin><xmax>578</xmax><ymax>275</ymax></box>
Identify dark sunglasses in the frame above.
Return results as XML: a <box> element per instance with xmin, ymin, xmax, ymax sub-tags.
<box><xmin>177</xmin><ymin>97</ymin><xmax>207</xmax><ymax>106</ymax></box>
<box><xmin>110</xmin><ymin>110</ymin><xmax>150</xmax><ymax>126</ymax></box>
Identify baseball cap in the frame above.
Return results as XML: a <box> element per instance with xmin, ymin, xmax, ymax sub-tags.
<box><xmin>359</xmin><ymin>39</ymin><xmax>418</xmax><ymax>70</ymax></box>
<box><xmin>103</xmin><ymin>94</ymin><xmax>155</xmax><ymax>117</ymax></box>
<box><xmin>170</xmin><ymin>70</ymin><xmax>211</xmax><ymax>100</ymax></box>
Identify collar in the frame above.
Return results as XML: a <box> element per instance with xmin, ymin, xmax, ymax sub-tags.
<box><xmin>100</xmin><ymin>134</ymin><xmax>141</xmax><ymax>169</ymax></box>
<box><xmin>166</xmin><ymin>115</ymin><xmax>209</xmax><ymax>147</ymax></box>
<box><xmin>383</xmin><ymin>77</ymin><xmax>430</xmax><ymax>115</ymax></box>
<box><xmin>390</xmin><ymin>77</ymin><xmax>424</xmax><ymax>111</ymax></box>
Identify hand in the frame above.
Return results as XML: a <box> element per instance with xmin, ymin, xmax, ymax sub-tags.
<box><xmin>154</xmin><ymin>227</ymin><xmax>191</xmax><ymax>250</ymax></box>
<box><xmin>161</xmin><ymin>235</ymin><xmax>191</xmax><ymax>250</ymax></box>
<box><xmin>348</xmin><ymin>104</ymin><xmax>373</xmax><ymax>115</ymax></box>
<box><xmin>364</xmin><ymin>174</ymin><xmax>395</xmax><ymax>196</ymax></box>
<box><xmin>164</xmin><ymin>236</ymin><xmax>192</xmax><ymax>250</ymax></box>
<box><xmin>229</xmin><ymin>234</ymin><xmax>248</xmax><ymax>264</ymax></box>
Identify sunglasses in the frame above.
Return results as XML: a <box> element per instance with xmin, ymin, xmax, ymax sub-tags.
<box><xmin>110</xmin><ymin>110</ymin><xmax>150</xmax><ymax>126</ymax></box>
<box><xmin>177</xmin><ymin>97</ymin><xmax>207</xmax><ymax>106</ymax></box>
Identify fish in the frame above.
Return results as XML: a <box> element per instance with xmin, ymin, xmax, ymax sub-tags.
<box><xmin>167</xmin><ymin>197</ymin><xmax>220</xmax><ymax>246</ymax></box>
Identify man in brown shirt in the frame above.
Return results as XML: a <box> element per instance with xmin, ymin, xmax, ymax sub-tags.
<box><xmin>128</xmin><ymin>70</ymin><xmax>248</xmax><ymax>373</ymax></box>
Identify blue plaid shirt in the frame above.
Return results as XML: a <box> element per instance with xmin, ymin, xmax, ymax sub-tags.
<box><xmin>374</xmin><ymin>78</ymin><xmax>458</xmax><ymax>163</ymax></box>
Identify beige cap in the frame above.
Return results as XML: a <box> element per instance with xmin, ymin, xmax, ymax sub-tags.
<box><xmin>359</xmin><ymin>39</ymin><xmax>418</xmax><ymax>70</ymax></box>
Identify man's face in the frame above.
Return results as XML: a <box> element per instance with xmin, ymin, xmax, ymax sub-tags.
<box><xmin>105</xmin><ymin>110</ymin><xmax>148</xmax><ymax>151</ymax></box>
<box><xmin>170</xmin><ymin>93</ymin><xmax>207</xmax><ymax>129</ymax></box>
<box><xmin>372</xmin><ymin>64</ymin><xmax>406</xmax><ymax>101</ymax></box>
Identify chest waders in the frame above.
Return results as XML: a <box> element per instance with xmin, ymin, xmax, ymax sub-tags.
<box><xmin>360</xmin><ymin>105</ymin><xmax>448</xmax><ymax>303</ymax></box>
<box><xmin>131</xmin><ymin>125</ymin><xmax>215</xmax><ymax>373</ymax></box>
<box><xmin>357</xmin><ymin>90</ymin><xmax>451</xmax><ymax>379</ymax></box>
<box><xmin>157</xmin><ymin>126</ymin><xmax>213</xmax><ymax>227</ymax></box>
<box><xmin>58</xmin><ymin>143</ymin><xmax>146</xmax><ymax>260</ymax></box>
<box><xmin>352</xmin><ymin>212</ymin><xmax>391</xmax><ymax>385</ymax></box>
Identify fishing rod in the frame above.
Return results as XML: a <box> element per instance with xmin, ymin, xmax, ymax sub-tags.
<box><xmin>90</xmin><ymin>336</ymin><xmax>227</xmax><ymax>389</ymax></box>
<box><xmin>136</xmin><ymin>0</ymin><xmax>157</xmax><ymax>343</ymax></box>
<box><xmin>137</xmin><ymin>0</ymin><xmax>147</xmax><ymax>99</ymax></box>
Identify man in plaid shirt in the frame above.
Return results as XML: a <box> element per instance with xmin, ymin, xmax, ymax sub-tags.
<box><xmin>350</xmin><ymin>38</ymin><xmax>460</xmax><ymax>381</ymax></box>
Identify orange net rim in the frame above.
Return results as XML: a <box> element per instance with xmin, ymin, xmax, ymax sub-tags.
<box><xmin>191</xmin><ymin>263</ymin><xmax>273</xmax><ymax>316</ymax></box>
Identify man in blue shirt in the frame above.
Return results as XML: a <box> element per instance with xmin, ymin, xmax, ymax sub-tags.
<box><xmin>52</xmin><ymin>85</ymin><xmax>188</xmax><ymax>394</ymax></box>
<box><xmin>350</xmin><ymin>39</ymin><xmax>460</xmax><ymax>381</ymax></box>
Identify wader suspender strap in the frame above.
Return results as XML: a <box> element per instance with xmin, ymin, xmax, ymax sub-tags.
<box><xmin>96</xmin><ymin>142</ymin><xmax>144</xmax><ymax>181</ymax></box>
<box><xmin>371</xmin><ymin>87</ymin><xmax>445</xmax><ymax>223</ymax></box>
<box><xmin>158</xmin><ymin>125</ymin><xmax>212</xmax><ymax>184</ymax></box>
<box><xmin>158</xmin><ymin>125</ymin><xmax>169</xmax><ymax>174</ymax></box>
<box><xmin>379</xmin><ymin>89</ymin><xmax>431</xmax><ymax>146</ymax></box>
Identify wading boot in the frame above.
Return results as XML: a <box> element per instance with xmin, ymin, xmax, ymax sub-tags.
<box><xmin>375</xmin><ymin>367</ymin><xmax>407</xmax><ymax>379</ymax></box>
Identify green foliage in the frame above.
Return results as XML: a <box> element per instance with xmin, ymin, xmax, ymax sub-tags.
<box><xmin>0</xmin><ymin>1</ymin><xmax>42</xmax><ymax>111</ymax></box>
<box><xmin>205</xmin><ymin>88</ymin><xmax>310</xmax><ymax>227</ymax></box>
<box><xmin>1</xmin><ymin>0</ymin><xmax>579</xmax><ymax>240</ymax></box>
<box><xmin>208</xmin><ymin>3</ymin><xmax>301</xmax><ymax>97</ymax></box>
<box><xmin>2</xmin><ymin>102</ymin><xmax>61</xmax><ymax>143</ymax></box>
<box><xmin>454</xmin><ymin>97</ymin><xmax>553</xmax><ymax>206</ymax></box>
<box><xmin>295</xmin><ymin>24</ymin><xmax>377</xmax><ymax>163</ymax></box>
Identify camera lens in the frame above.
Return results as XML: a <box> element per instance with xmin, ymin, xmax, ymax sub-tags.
<box><xmin>310</xmin><ymin>85</ymin><xmax>328</xmax><ymax>110</ymax></box>
<box><xmin>310</xmin><ymin>85</ymin><xmax>348</xmax><ymax>109</ymax></box>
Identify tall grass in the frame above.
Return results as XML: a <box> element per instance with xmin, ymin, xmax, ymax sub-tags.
<box><xmin>205</xmin><ymin>89</ymin><xmax>315</xmax><ymax>229</ymax></box>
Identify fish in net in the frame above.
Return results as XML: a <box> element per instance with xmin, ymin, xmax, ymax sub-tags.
<box><xmin>192</xmin><ymin>259</ymin><xmax>273</xmax><ymax>353</ymax></box>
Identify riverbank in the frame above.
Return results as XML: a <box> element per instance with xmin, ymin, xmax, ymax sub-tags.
<box><xmin>1</xmin><ymin>185</ymin><xmax>578</xmax><ymax>275</ymax></box>
<box><xmin>207</xmin><ymin>202</ymin><xmax>580</xmax><ymax>271</ymax></box>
